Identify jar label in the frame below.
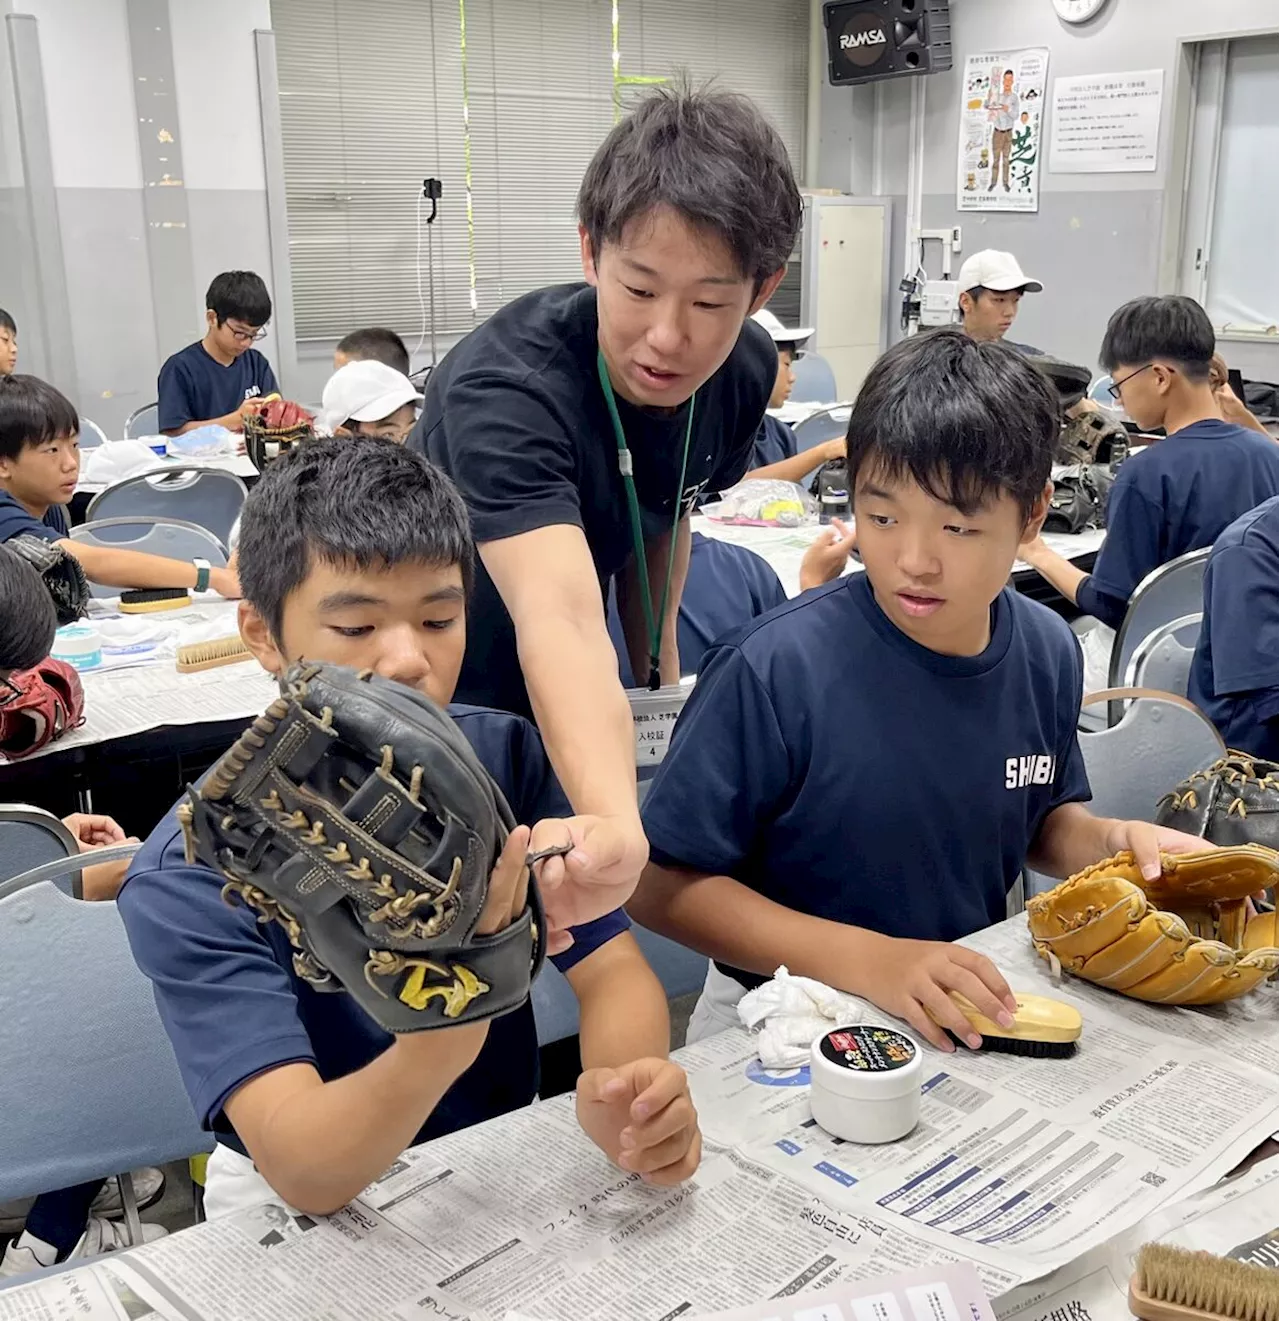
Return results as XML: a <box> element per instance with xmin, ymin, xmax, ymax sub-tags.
<box><xmin>821</xmin><ymin>1025</ymin><xmax>916</xmax><ymax>1072</ymax></box>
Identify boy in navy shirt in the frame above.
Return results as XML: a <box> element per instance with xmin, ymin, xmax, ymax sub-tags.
<box><xmin>630</xmin><ymin>330</ymin><xmax>1206</xmax><ymax>1053</ymax></box>
<box><xmin>1021</xmin><ymin>296</ymin><xmax>1278</xmax><ymax>634</ymax></box>
<box><xmin>158</xmin><ymin>271</ymin><xmax>279</xmax><ymax>436</ymax></box>
<box><xmin>0</xmin><ymin>375</ymin><xmax>240</xmax><ymax>597</ymax></box>
<box><xmin>609</xmin><ymin>532</ymin><xmax>787</xmax><ymax>683</ymax></box>
<box><xmin>742</xmin><ymin>309</ymin><xmax>844</xmax><ymax>486</ymax></box>
<box><xmin>1189</xmin><ymin>496</ymin><xmax>1278</xmax><ymax>761</ymax></box>
<box><xmin>0</xmin><ymin>307</ymin><xmax>17</xmax><ymax>375</ymax></box>
<box><xmin>118</xmin><ymin>436</ymin><xmax>700</xmax><ymax>1219</ymax></box>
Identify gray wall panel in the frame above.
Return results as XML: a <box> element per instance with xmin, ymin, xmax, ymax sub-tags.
<box><xmin>922</xmin><ymin>189</ymin><xmax>1164</xmax><ymax>370</ymax></box>
<box><xmin>184</xmin><ymin>187</ymin><xmax>274</xmax><ymax>362</ymax></box>
<box><xmin>55</xmin><ymin>185</ymin><xmax>159</xmax><ymax>436</ymax></box>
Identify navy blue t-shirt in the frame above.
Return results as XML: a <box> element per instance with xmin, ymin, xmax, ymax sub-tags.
<box><xmin>118</xmin><ymin>704</ymin><xmax>631</xmax><ymax>1152</ymax></box>
<box><xmin>609</xmin><ymin>531</ymin><xmax>787</xmax><ymax>684</ymax></box>
<box><xmin>642</xmin><ymin>574</ymin><xmax>1091</xmax><ymax>991</ymax></box>
<box><xmin>0</xmin><ymin>491</ymin><xmax>68</xmax><ymax>544</ymax></box>
<box><xmin>411</xmin><ymin>283</ymin><xmax>775</xmax><ymax>716</ymax></box>
<box><xmin>1077</xmin><ymin>419</ymin><xmax>1279</xmax><ymax>629</ymax></box>
<box><xmin>750</xmin><ymin>415</ymin><xmax>800</xmax><ymax>470</ymax></box>
<box><xmin>157</xmin><ymin>341</ymin><xmax>278</xmax><ymax>433</ymax></box>
<box><xmin>1189</xmin><ymin>497</ymin><xmax>1279</xmax><ymax>761</ymax></box>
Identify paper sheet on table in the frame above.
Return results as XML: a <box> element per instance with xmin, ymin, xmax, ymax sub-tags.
<box><xmin>4</xmin><ymin>599</ymin><xmax>272</xmax><ymax>762</ymax></box>
<box><xmin>0</xmin><ymin>917</ymin><xmax>1272</xmax><ymax>1320</ymax></box>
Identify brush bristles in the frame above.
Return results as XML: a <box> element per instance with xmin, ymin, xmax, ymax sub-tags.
<box><xmin>176</xmin><ymin>635</ymin><xmax>252</xmax><ymax>673</ymax></box>
<box><xmin>1136</xmin><ymin>1243</ymin><xmax>1278</xmax><ymax>1321</ymax></box>
<box><xmin>945</xmin><ymin>1029</ymin><xmax>1077</xmax><ymax>1058</ymax></box>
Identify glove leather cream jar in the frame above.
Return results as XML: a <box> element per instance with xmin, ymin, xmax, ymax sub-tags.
<box><xmin>809</xmin><ymin>1024</ymin><xmax>922</xmax><ymax>1144</ymax></box>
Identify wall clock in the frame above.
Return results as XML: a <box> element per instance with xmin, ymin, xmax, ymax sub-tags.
<box><xmin>1053</xmin><ymin>0</ymin><xmax>1111</xmax><ymax>24</ymax></box>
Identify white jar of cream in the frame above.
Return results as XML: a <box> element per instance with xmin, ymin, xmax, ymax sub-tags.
<box><xmin>809</xmin><ymin>1023</ymin><xmax>923</xmax><ymax>1144</ymax></box>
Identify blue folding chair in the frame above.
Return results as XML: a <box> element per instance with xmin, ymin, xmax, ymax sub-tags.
<box><xmin>0</xmin><ymin>856</ymin><xmax>213</xmax><ymax>1247</ymax></box>
<box><xmin>1107</xmin><ymin>548</ymin><xmax>1212</xmax><ymax>724</ymax></box>
<box><xmin>790</xmin><ymin>352</ymin><xmax>838</xmax><ymax>404</ymax></box>
<box><xmin>87</xmin><ymin>467</ymin><xmax>246</xmax><ymax>551</ymax></box>
<box><xmin>123</xmin><ymin>402</ymin><xmax>159</xmax><ymax>440</ymax></box>
<box><xmin>1023</xmin><ymin>689</ymin><xmax>1225</xmax><ymax>897</ymax></box>
<box><xmin>69</xmin><ymin>517</ymin><xmax>228</xmax><ymax>599</ymax></box>
<box><xmin>78</xmin><ymin>418</ymin><xmax>110</xmax><ymax>449</ymax></box>
<box><xmin>1125</xmin><ymin>614</ymin><xmax>1201</xmax><ymax>700</ymax></box>
<box><xmin>0</xmin><ymin>804</ymin><xmax>81</xmax><ymax>896</ymax></box>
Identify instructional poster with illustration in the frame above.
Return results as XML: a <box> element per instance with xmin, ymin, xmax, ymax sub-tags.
<box><xmin>956</xmin><ymin>47</ymin><xmax>1050</xmax><ymax>212</ymax></box>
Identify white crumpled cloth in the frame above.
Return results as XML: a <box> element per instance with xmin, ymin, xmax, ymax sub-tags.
<box><xmin>737</xmin><ymin>965</ymin><xmax>869</xmax><ymax>1069</ymax></box>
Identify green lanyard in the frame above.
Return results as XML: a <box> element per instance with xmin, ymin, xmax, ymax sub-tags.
<box><xmin>596</xmin><ymin>350</ymin><xmax>696</xmax><ymax>690</ymax></box>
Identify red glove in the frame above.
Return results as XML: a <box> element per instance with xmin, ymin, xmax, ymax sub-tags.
<box><xmin>0</xmin><ymin>658</ymin><xmax>85</xmax><ymax>759</ymax></box>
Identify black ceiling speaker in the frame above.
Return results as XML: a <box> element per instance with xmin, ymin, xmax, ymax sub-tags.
<box><xmin>824</xmin><ymin>0</ymin><xmax>951</xmax><ymax>85</ymax></box>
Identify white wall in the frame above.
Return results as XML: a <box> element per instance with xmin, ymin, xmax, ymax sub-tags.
<box><xmin>819</xmin><ymin>0</ymin><xmax>1280</xmax><ymax>378</ymax></box>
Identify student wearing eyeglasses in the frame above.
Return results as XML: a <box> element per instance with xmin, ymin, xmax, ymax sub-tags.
<box><xmin>158</xmin><ymin>271</ymin><xmax>279</xmax><ymax>436</ymax></box>
<box><xmin>1020</xmin><ymin>297</ymin><xmax>1278</xmax><ymax>659</ymax></box>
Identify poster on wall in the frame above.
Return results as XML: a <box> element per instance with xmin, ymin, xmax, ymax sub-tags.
<box><xmin>955</xmin><ymin>47</ymin><xmax>1050</xmax><ymax>213</ymax></box>
<box><xmin>1049</xmin><ymin>70</ymin><xmax>1164</xmax><ymax>173</ymax></box>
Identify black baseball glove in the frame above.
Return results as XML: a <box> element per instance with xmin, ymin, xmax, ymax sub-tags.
<box><xmin>178</xmin><ymin>661</ymin><xmax>546</xmax><ymax>1032</ymax></box>
<box><xmin>7</xmin><ymin>534</ymin><xmax>89</xmax><ymax>625</ymax></box>
<box><xmin>1155</xmin><ymin>752</ymin><xmax>1278</xmax><ymax>851</ymax></box>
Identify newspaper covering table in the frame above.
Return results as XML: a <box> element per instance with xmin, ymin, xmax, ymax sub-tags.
<box><xmin>5</xmin><ymin>600</ymin><xmax>275</xmax><ymax>763</ymax></box>
<box><xmin>1</xmin><ymin>915</ymin><xmax>1273</xmax><ymax>1320</ymax></box>
<box><xmin>692</xmin><ymin>517</ymin><xmax>1106</xmax><ymax>600</ymax></box>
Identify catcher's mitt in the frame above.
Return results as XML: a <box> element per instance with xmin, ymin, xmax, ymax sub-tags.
<box><xmin>0</xmin><ymin>658</ymin><xmax>85</xmax><ymax>759</ymax></box>
<box><xmin>1155</xmin><ymin>754</ymin><xmax>1278</xmax><ymax>852</ymax></box>
<box><xmin>242</xmin><ymin>396</ymin><xmax>314</xmax><ymax>471</ymax></box>
<box><xmin>178</xmin><ymin>661</ymin><xmax>546</xmax><ymax>1033</ymax></box>
<box><xmin>1026</xmin><ymin>846</ymin><xmax>1279</xmax><ymax>1005</ymax></box>
<box><xmin>7</xmin><ymin>533</ymin><xmax>89</xmax><ymax>625</ymax></box>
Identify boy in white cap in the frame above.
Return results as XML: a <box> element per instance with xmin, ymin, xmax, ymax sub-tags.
<box><xmin>742</xmin><ymin>308</ymin><xmax>846</xmax><ymax>485</ymax></box>
<box><xmin>956</xmin><ymin>250</ymin><xmax>1043</xmax><ymax>355</ymax></box>
<box><xmin>318</xmin><ymin>360</ymin><xmax>419</xmax><ymax>443</ymax></box>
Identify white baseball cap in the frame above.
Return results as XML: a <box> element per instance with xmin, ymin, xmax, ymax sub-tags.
<box><xmin>752</xmin><ymin>307</ymin><xmax>814</xmax><ymax>345</ymax></box>
<box><xmin>319</xmin><ymin>360</ymin><xmax>419</xmax><ymax>435</ymax></box>
<box><xmin>956</xmin><ymin>250</ymin><xmax>1043</xmax><ymax>294</ymax></box>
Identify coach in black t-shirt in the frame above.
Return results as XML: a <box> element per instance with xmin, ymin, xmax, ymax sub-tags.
<box><xmin>411</xmin><ymin>85</ymin><xmax>801</xmax><ymax>919</ymax></box>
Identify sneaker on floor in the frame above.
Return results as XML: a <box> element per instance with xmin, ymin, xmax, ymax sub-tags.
<box><xmin>0</xmin><ymin>1168</ymin><xmax>166</xmax><ymax>1235</ymax></box>
<box><xmin>0</xmin><ymin>1218</ymin><xmax>167</xmax><ymax>1279</ymax></box>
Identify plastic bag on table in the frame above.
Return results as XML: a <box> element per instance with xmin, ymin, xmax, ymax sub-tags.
<box><xmin>703</xmin><ymin>478</ymin><xmax>815</xmax><ymax>527</ymax></box>
<box><xmin>165</xmin><ymin>424</ymin><xmax>237</xmax><ymax>458</ymax></box>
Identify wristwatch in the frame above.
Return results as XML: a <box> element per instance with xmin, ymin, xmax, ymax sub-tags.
<box><xmin>192</xmin><ymin>558</ymin><xmax>211</xmax><ymax>593</ymax></box>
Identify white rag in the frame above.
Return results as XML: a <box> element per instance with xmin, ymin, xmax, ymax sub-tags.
<box><xmin>737</xmin><ymin>965</ymin><xmax>869</xmax><ymax>1069</ymax></box>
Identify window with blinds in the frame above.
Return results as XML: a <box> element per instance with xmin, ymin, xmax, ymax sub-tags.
<box><xmin>270</xmin><ymin>0</ymin><xmax>810</xmax><ymax>343</ymax></box>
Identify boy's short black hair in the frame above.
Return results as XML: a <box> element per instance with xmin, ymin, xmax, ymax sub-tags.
<box><xmin>845</xmin><ymin>328</ymin><xmax>1058</xmax><ymax>523</ymax></box>
<box><xmin>206</xmin><ymin>271</ymin><xmax>273</xmax><ymax>328</ymax></box>
<box><xmin>1100</xmin><ymin>295</ymin><xmax>1215</xmax><ymax>383</ymax></box>
<box><xmin>336</xmin><ymin>327</ymin><xmax>411</xmax><ymax>376</ymax></box>
<box><xmin>0</xmin><ymin>308</ymin><xmax>15</xmax><ymax>335</ymax></box>
<box><xmin>578</xmin><ymin>82</ymin><xmax>801</xmax><ymax>288</ymax></box>
<box><xmin>237</xmin><ymin>435</ymin><xmax>474</xmax><ymax>641</ymax></box>
<box><xmin>0</xmin><ymin>374</ymin><xmax>80</xmax><ymax>462</ymax></box>
<box><xmin>0</xmin><ymin>546</ymin><xmax>57</xmax><ymax>674</ymax></box>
